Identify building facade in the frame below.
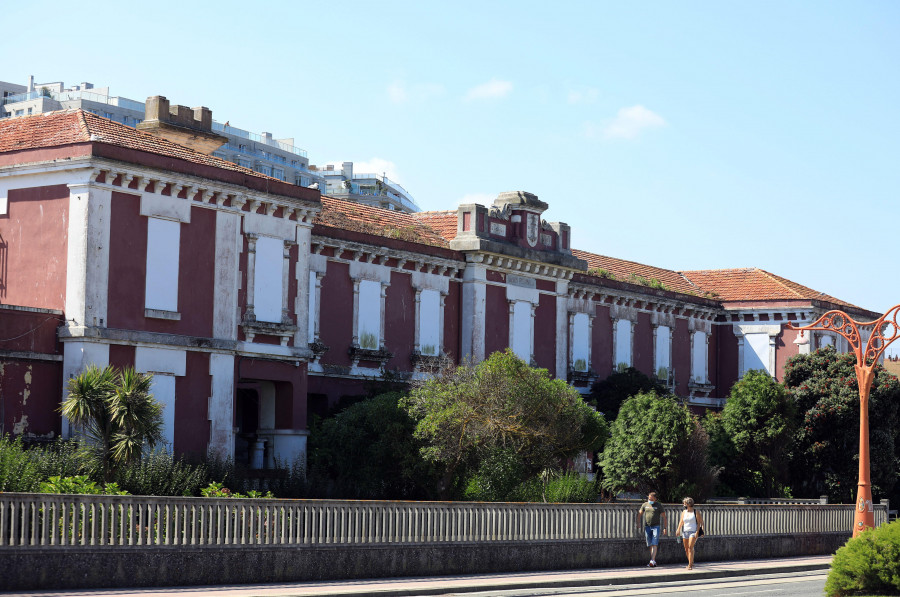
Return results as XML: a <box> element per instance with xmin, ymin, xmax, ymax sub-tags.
<box><xmin>0</xmin><ymin>109</ymin><xmax>877</xmax><ymax>469</ymax></box>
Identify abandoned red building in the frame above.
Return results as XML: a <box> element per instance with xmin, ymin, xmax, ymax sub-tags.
<box><xmin>0</xmin><ymin>108</ymin><xmax>878</xmax><ymax>467</ymax></box>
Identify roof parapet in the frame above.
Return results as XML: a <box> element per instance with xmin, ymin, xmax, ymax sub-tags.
<box><xmin>136</xmin><ymin>95</ymin><xmax>227</xmax><ymax>155</ymax></box>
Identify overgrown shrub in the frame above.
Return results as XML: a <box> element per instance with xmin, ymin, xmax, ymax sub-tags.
<box><xmin>825</xmin><ymin>519</ymin><xmax>900</xmax><ymax>597</ymax></box>
<box><xmin>113</xmin><ymin>451</ymin><xmax>210</xmax><ymax>496</ymax></box>
<box><xmin>0</xmin><ymin>436</ymin><xmax>95</xmax><ymax>492</ymax></box>
<box><xmin>38</xmin><ymin>475</ymin><xmax>129</xmax><ymax>495</ymax></box>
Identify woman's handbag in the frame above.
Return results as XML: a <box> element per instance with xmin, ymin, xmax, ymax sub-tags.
<box><xmin>697</xmin><ymin>526</ymin><xmax>705</xmax><ymax>537</ymax></box>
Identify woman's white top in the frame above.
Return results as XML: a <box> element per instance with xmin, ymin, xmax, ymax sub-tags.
<box><xmin>682</xmin><ymin>510</ymin><xmax>698</xmax><ymax>533</ymax></box>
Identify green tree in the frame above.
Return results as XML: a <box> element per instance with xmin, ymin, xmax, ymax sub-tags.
<box><xmin>60</xmin><ymin>365</ymin><xmax>163</xmax><ymax>482</ymax></box>
<box><xmin>784</xmin><ymin>346</ymin><xmax>900</xmax><ymax>504</ymax></box>
<box><xmin>706</xmin><ymin>370</ymin><xmax>797</xmax><ymax>497</ymax></box>
<box><xmin>589</xmin><ymin>367</ymin><xmax>670</xmax><ymax>421</ymax></box>
<box><xmin>600</xmin><ymin>391</ymin><xmax>717</xmax><ymax>501</ymax></box>
<box><xmin>401</xmin><ymin>350</ymin><xmax>608</xmax><ymax>500</ymax></box>
<box><xmin>307</xmin><ymin>392</ymin><xmax>440</xmax><ymax>500</ymax></box>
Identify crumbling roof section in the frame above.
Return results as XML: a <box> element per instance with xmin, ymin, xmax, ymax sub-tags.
<box><xmin>315</xmin><ymin>197</ymin><xmax>451</xmax><ymax>249</ymax></box>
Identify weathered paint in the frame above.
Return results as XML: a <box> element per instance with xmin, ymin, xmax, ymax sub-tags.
<box><xmin>443</xmin><ymin>281</ymin><xmax>462</xmax><ymax>363</ymax></box>
<box><xmin>633</xmin><ymin>312</ymin><xmax>653</xmax><ymax>377</ymax></box>
<box><xmin>318</xmin><ymin>260</ymin><xmax>353</xmax><ymax>367</ymax></box>
<box><xmin>534</xmin><ymin>293</ymin><xmax>556</xmax><ymax>376</ymax></box>
<box><xmin>672</xmin><ymin>317</ymin><xmax>691</xmax><ymax>395</ymax></box>
<box><xmin>0</xmin><ymin>185</ymin><xmax>70</xmax><ymax>310</ymax></box>
<box><xmin>484</xmin><ymin>284</ymin><xmax>510</xmax><ymax>358</ymax></box>
<box><xmin>384</xmin><ymin>270</ymin><xmax>415</xmax><ymax>370</ymax></box>
<box><xmin>0</xmin><ymin>359</ymin><xmax>63</xmax><ymax>438</ymax></box>
<box><xmin>174</xmin><ymin>351</ymin><xmax>212</xmax><ymax>459</ymax></box>
<box><xmin>775</xmin><ymin>325</ymin><xmax>799</xmax><ymax>383</ymax></box>
<box><xmin>592</xmin><ymin>303</ymin><xmax>613</xmax><ymax>379</ymax></box>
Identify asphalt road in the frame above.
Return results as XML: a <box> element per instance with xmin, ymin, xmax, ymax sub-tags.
<box><xmin>434</xmin><ymin>572</ymin><xmax>828</xmax><ymax>597</ymax></box>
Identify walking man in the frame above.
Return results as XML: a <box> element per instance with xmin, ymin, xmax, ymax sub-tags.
<box><xmin>637</xmin><ymin>491</ymin><xmax>667</xmax><ymax>567</ymax></box>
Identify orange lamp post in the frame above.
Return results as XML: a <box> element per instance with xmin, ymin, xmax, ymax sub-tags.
<box><xmin>786</xmin><ymin>305</ymin><xmax>900</xmax><ymax>536</ymax></box>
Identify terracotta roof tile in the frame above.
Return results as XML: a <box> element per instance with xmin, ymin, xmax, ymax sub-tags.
<box><xmin>315</xmin><ymin>197</ymin><xmax>451</xmax><ymax>249</ymax></box>
<box><xmin>0</xmin><ymin>109</ymin><xmax>280</xmax><ymax>182</ymax></box>
<box><xmin>679</xmin><ymin>268</ymin><xmax>861</xmax><ymax>309</ymax></box>
<box><xmin>411</xmin><ymin>210</ymin><xmax>459</xmax><ymax>241</ymax></box>
<box><xmin>571</xmin><ymin>249</ymin><xmax>700</xmax><ymax>295</ymax></box>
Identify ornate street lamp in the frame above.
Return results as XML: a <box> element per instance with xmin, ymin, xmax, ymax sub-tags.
<box><xmin>786</xmin><ymin>305</ymin><xmax>900</xmax><ymax>536</ymax></box>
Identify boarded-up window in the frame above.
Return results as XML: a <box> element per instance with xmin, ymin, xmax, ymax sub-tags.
<box><xmin>512</xmin><ymin>301</ymin><xmax>532</xmax><ymax>361</ymax></box>
<box><xmin>254</xmin><ymin>236</ymin><xmax>283</xmax><ymax>323</ymax></box>
<box><xmin>655</xmin><ymin>325</ymin><xmax>671</xmax><ymax>379</ymax></box>
<box><xmin>419</xmin><ymin>289</ymin><xmax>440</xmax><ymax>355</ymax></box>
<box><xmin>692</xmin><ymin>331</ymin><xmax>708</xmax><ymax>383</ymax></box>
<box><xmin>357</xmin><ymin>279</ymin><xmax>381</xmax><ymax>349</ymax></box>
<box><xmin>744</xmin><ymin>333</ymin><xmax>770</xmax><ymax>374</ymax></box>
<box><xmin>145</xmin><ymin>218</ymin><xmax>180</xmax><ymax>311</ymax></box>
<box><xmin>308</xmin><ymin>270</ymin><xmax>317</xmax><ymax>343</ymax></box>
<box><xmin>615</xmin><ymin>319</ymin><xmax>632</xmax><ymax>368</ymax></box>
<box><xmin>572</xmin><ymin>312</ymin><xmax>590</xmax><ymax>372</ymax></box>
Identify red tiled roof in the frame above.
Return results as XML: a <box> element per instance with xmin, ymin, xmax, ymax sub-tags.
<box><xmin>0</xmin><ymin>109</ymin><xmax>279</xmax><ymax>182</ymax></box>
<box><xmin>679</xmin><ymin>268</ymin><xmax>861</xmax><ymax>309</ymax></box>
<box><xmin>571</xmin><ymin>249</ymin><xmax>700</xmax><ymax>295</ymax></box>
<box><xmin>315</xmin><ymin>197</ymin><xmax>451</xmax><ymax>249</ymax></box>
<box><xmin>412</xmin><ymin>210</ymin><xmax>458</xmax><ymax>241</ymax></box>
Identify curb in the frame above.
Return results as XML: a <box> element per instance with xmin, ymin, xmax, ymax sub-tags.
<box><xmin>297</xmin><ymin>562</ymin><xmax>833</xmax><ymax>597</ymax></box>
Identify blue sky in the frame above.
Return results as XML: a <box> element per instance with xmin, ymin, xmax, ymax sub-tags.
<box><xmin>5</xmin><ymin>0</ymin><xmax>900</xmax><ymax>355</ymax></box>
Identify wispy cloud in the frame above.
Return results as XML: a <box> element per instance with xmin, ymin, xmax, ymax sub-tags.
<box><xmin>387</xmin><ymin>80</ymin><xmax>445</xmax><ymax>104</ymax></box>
<box><xmin>601</xmin><ymin>105</ymin><xmax>666</xmax><ymax>139</ymax></box>
<box><xmin>567</xmin><ymin>87</ymin><xmax>599</xmax><ymax>105</ymax></box>
<box><xmin>464</xmin><ymin>79</ymin><xmax>513</xmax><ymax>102</ymax></box>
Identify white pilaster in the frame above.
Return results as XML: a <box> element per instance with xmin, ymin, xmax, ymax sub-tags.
<box><xmin>65</xmin><ymin>183</ymin><xmax>112</xmax><ymax>327</ymax></box>
<box><xmin>461</xmin><ymin>263</ymin><xmax>487</xmax><ymax>362</ymax></box>
<box><xmin>208</xmin><ymin>353</ymin><xmax>235</xmax><ymax>458</ymax></box>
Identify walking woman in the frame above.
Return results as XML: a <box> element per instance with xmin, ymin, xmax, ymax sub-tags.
<box><xmin>675</xmin><ymin>497</ymin><xmax>704</xmax><ymax>570</ymax></box>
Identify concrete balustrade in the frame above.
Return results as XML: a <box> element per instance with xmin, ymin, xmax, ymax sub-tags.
<box><xmin>0</xmin><ymin>492</ymin><xmax>887</xmax><ymax>548</ymax></box>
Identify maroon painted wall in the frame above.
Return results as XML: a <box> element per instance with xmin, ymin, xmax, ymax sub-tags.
<box><xmin>484</xmin><ymin>284</ymin><xmax>509</xmax><ymax>358</ymax></box>
<box><xmin>715</xmin><ymin>324</ymin><xmax>739</xmax><ymax>398</ymax></box>
<box><xmin>0</xmin><ymin>359</ymin><xmax>62</xmax><ymax>438</ymax></box>
<box><xmin>0</xmin><ymin>185</ymin><xmax>69</xmax><ymax>310</ymax></box>
<box><xmin>175</xmin><ymin>351</ymin><xmax>212</xmax><ymax>458</ymax></box>
<box><xmin>534</xmin><ymin>293</ymin><xmax>556</xmax><ymax>376</ymax></box>
<box><xmin>672</xmin><ymin>318</ymin><xmax>691</xmax><ymax>395</ymax></box>
<box><xmin>592</xmin><ymin>303</ymin><xmax>613</xmax><ymax>379</ymax></box>
<box><xmin>318</xmin><ymin>260</ymin><xmax>352</xmax><ymax>367</ymax></box>
<box><xmin>384</xmin><ymin>271</ymin><xmax>415</xmax><ymax>370</ymax></box>
<box><xmin>107</xmin><ymin>194</ymin><xmax>216</xmax><ymax>338</ymax></box>
<box><xmin>0</xmin><ymin>308</ymin><xmax>62</xmax><ymax>355</ymax></box>
<box><xmin>633</xmin><ymin>312</ymin><xmax>653</xmax><ymax>376</ymax></box>
<box><xmin>108</xmin><ymin>344</ymin><xmax>136</xmax><ymax>370</ymax></box>
<box><xmin>443</xmin><ymin>281</ymin><xmax>461</xmax><ymax>364</ymax></box>
<box><xmin>775</xmin><ymin>325</ymin><xmax>798</xmax><ymax>383</ymax></box>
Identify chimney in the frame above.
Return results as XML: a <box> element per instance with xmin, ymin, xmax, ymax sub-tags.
<box><xmin>27</xmin><ymin>76</ymin><xmax>34</xmax><ymax>93</ymax></box>
<box><xmin>136</xmin><ymin>95</ymin><xmax>227</xmax><ymax>155</ymax></box>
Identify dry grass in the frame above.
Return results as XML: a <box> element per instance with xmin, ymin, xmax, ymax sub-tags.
<box><xmin>884</xmin><ymin>359</ymin><xmax>900</xmax><ymax>377</ymax></box>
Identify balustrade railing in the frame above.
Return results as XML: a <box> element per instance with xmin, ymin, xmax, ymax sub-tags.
<box><xmin>0</xmin><ymin>493</ymin><xmax>882</xmax><ymax>548</ymax></box>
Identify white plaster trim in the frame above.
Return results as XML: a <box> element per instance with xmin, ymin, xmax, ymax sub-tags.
<box><xmin>135</xmin><ymin>346</ymin><xmax>187</xmax><ymax>376</ymax></box>
<box><xmin>461</xmin><ymin>264</ymin><xmax>487</xmax><ymax>361</ymax></box>
<box><xmin>349</xmin><ymin>260</ymin><xmax>393</xmax><ymax>284</ymax></box>
<box><xmin>213</xmin><ymin>211</ymin><xmax>242</xmax><ymax>339</ymax></box>
<box><xmin>140</xmin><ymin>191</ymin><xmax>192</xmax><ymax>223</ymax></box>
<box><xmin>243</xmin><ymin>210</ymin><xmax>299</xmax><ymax>241</ymax></box>
<box><xmin>411</xmin><ymin>270</ymin><xmax>451</xmax><ymax>294</ymax></box>
<box><xmin>65</xmin><ymin>183</ymin><xmax>111</xmax><ymax>328</ymax></box>
<box><xmin>207</xmin><ymin>353</ymin><xmax>235</xmax><ymax>459</ymax></box>
<box><xmin>506</xmin><ymin>284</ymin><xmax>540</xmax><ymax>305</ymax></box>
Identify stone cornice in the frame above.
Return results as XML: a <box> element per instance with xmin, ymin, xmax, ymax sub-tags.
<box><xmin>465</xmin><ymin>251</ymin><xmax>578</xmax><ymax>281</ymax></box>
<box><xmin>311</xmin><ymin>235</ymin><xmax>463</xmax><ymax>278</ymax></box>
<box><xmin>68</xmin><ymin>158</ymin><xmax>319</xmax><ymax>224</ymax></box>
<box><xmin>567</xmin><ymin>282</ymin><xmax>719</xmax><ymax>322</ymax></box>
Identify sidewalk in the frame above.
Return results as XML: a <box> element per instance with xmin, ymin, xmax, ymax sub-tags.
<box><xmin>3</xmin><ymin>556</ymin><xmax>833</xmax><ymax>597</ymax></box>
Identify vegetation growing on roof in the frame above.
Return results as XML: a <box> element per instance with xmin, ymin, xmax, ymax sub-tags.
<box><xmin>587</xmin><ymin>268</ymin><xmax>616</xmax><ymax>280</ymax></box>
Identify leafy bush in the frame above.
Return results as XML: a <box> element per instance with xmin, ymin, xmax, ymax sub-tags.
<box><xmin>825</xmin><ymin>519</ymin><xmax>900</xmax><ymax>597</ymax></box>
<box><xmin>309</xmin><ymin>392</ymin><xmax>437</xmax><ymax>500</ymax></box>
<box><xmin>0</xmin><ymin>436</ymin><xmax>96</xmax><ymax>492</ymax></box>
<box><xmin>113</xmin><ymin>451</ymin><xmax>210</xmax><ymax>496</ymax></box>
<box><xmin>200</xmin><ymin>481</ymin><xmax>273</xmax><ymax>498</ymax></box>
<box><xmin>38</xmin><ymin>475</ymin><xmax>129</xmax><ymax>495</ymax></box>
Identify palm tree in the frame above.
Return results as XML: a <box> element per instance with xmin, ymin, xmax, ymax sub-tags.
<box><xmin>61</xmin><ymin>365</ymin><xmax>164</xmax><ymax>482</ymax></box>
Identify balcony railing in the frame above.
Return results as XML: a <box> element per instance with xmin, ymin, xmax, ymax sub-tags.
<box><xmin>0</xmin><ymin>493</ymin><xmax>880</xmax><ymax>548</ymax></box>
<box><xmin>212</xmin><ymin>122</ymin><xmax>307</xmax><ymax>158</ymax></box>
<box><xmin>1</xmin><ymin>90</ymin><xmax>145</xmax><ymax>113</ymax></box>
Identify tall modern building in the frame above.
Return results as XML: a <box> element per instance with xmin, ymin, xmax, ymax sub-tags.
<box><xmin>0</xmin><ymin>78</ymin><xmax>321</xmax><ymax>189</ymax></box>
